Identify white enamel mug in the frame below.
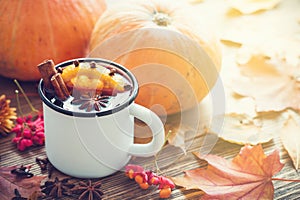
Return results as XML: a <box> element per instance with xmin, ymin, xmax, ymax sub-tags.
<box><xmin>38</xmin><ymin>58</ymin><xmax>165</xmax><ymax>178</ymax></box>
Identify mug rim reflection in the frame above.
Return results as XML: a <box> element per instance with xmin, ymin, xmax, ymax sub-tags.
<box><xmin>38</xmin><ymin>58</ymin><xmax>139</xmax><ymax>118</ymax></box>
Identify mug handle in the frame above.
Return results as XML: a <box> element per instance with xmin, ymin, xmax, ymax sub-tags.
<box><xmin>128</xmin><ymin>103</ymin><xmax>165</xmax><ymax>157</ymax></box>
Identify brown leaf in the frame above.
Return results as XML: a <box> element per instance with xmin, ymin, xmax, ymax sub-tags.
<box><xmin>172</xmin><ymin>144</ymin><xmax>284</xmax><ymax>199</ymax></box>
<box><xmin>0</xmin><ymin>166</ymin><xmax>46</xmax><ymax>199</ymax></box>
<box><xmin>280</xmin><ymin>109</ymin><xmax>300</xmax><ymax>170</ymax></box>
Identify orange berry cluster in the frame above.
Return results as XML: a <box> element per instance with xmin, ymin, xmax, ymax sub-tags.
<box><xmin>125</xmin><ymin>164</ymin><xmax>175</xmax><ymax>199</ymax></box>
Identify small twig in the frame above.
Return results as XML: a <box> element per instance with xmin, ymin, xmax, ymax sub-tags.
<box><xmin>15</xmin><ymin>90</ymin><xmax>24</xmax><ymax>117</ymax></box>
<box><xmin>154</xmin><ymin>130</ymin><xmax>172</xmax><ymax>174</ymax></box>
<box><xmin>272</xmin><ymin>177</ymin><xmax>300</xmax><ymax>182</ymax></box>
<box><xmin>14</xmin><ymin>79</ymin><xmax>38</xmax><ymax>113</ymax></box>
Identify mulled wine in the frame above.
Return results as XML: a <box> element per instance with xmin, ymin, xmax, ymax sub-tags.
<box><xmin>38</xmin><ymin>58</ymin><xmax>135</xmax><ymax>115</ymax></box>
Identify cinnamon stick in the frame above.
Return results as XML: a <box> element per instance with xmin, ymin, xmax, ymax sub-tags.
<box><xmin>51</xmin><ymin>73</ymin><xmax>70</xmax><ymax>101</ymax></box>
<box><xmin>37</xmin><ymin>60</ymin><xmax>57</xmax><ymax>90</ymax></box>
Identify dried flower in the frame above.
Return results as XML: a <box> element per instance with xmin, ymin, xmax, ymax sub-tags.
<box><xmin>0</xmin><ymin>94</ymin><xmax>17</xmax><ymax>136</ymax></box>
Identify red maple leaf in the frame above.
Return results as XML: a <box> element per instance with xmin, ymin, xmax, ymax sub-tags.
<box><xmin>172</xmin><ymin>144</ymin><xmax>284</xmax><ymax>199</ymax></box>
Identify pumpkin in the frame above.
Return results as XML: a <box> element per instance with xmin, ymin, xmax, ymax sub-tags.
<box><xmin>89</xmin><ymin>0</ymin><xmax>222</xmax><ymax>115</ymax></box>
<box><xmin>0</xmin><ymin>0</ymin><xmax>106</xmax><ymax>81</ymax></box>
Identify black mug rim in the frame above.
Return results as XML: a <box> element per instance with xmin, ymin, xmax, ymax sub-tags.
<box><xmin>38</xmin><ymin>58</ymin><xmax>139</xmax><ymax>117</ymax></box>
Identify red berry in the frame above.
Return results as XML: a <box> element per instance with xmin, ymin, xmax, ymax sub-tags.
<box><xmin>149</xmin><ymin>176</ymin><xmax>160</xmax><ymax>185</ymax></box>
<box><xmin>17</xmin><ymin>139</ymin><xmax>33</xmax><ymax>151</ymax></box>
<box><xmin>125</xmin><ymin>164</ymin><xmax>145</xmax><ymax>179</ymax></box>
<box><xmin>16</xmin><ymin>117</ymin><xmax>25</xmax><ymax>124</ymax></box>
<box><xmin>124</xmin><ymin>165</ymin><xmax>175</xmax><ymax>199</ymax></box>
<box><xmin>23</xmin><ymin>139</ymin><xmax>33</xmax><ymax>147</ymax></box>
<box><xmin>35</xmin><ymin>131</ymin><xmax>45</xmax><ymax>137</ymax></box>
<box><xmin>125</xmin><ymin>164</ymin><xmax>144</xmax><ymax>173</ymax></box>
<box><xmin>32</xmin><ymin>135</ymin><xmax>44</xmax><ymax>145</ymax></box>
<box><xmin>18</xmin><ymin>139</ymin><xmax>26</xmax><ymax>151</ymax></box>
<box><xmin>159</xmin><ymin>177</ymin><xmax>175</xmax><ymax>189</ymax></box>
<box><xmin>135</xmin><ymin>174</ymin><xmax>144</xmax><ymax>184</ymax></box>
<box><xmin>22</xmin><ymin>128</ymin><xmax>32</xmax><ymax>138</ymax></box>
<box><xmin>11</xmin><ymin>113</ymin><xmax>45</xmax><ymax>151</ymax></box>
<box><xmin>11</xmin><ymin>124</ymin><xmax>22</xmax><ymax>133</ymax></box>
<box><xmin>139</xmin><ymin>182</ymin><xmax>149</xmax><ymax>190</ymax></box>
<box><xmin>126</xmin><ymin>169</ymin><xmax>135</xmax><ymax>179</ymax></box>
<box><xmin>159</xmin><ymin>187</ymin><xmax>171</xmax><ymax>199</ymax></box>
<box><xmin>25</xmin><ymin>115</ymin><xmax>33</xmax><ymax>122</ymax></box>
<box><xmin>12</xmin><ymin>137</ymin><xmax>21</xmax><ymax>144</ymax></box>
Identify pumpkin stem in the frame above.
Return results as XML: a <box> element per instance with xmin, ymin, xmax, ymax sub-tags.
<box><xmin>152</xmin><ymin>12</ymin><xmax>171</xmax><ymax>26</ymax></box>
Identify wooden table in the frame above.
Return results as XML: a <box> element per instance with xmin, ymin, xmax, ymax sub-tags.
<box><xmin>1</xmin><ymin>75</ymin><xmax>300</xmax><ymax>199</ymax></box>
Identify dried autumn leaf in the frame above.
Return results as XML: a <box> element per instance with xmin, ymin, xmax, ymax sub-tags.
<box><xmin>172</xmin><ymin>144</ymin><xmax>284</xmax><ymax>199</ymax></box>
<box><xmin>167</xmin><ymin>127</ymin><xmax>188</xmax><ymax>153</ymax></box>
<box><xmin>210</xmin><ymin>112</ymin><xmax>283</xmax><ymax>145</ymax></box>
<box><xmin>225</xmin><ymin>88</ymin><xmax>256</xmax><ymax>117</ymax></box>
<box><xmin>165</xmin><ymin>105</ymin><xmax>205</xmax><ymax>153</ymax></box>
<box><xmin>189</xmin><ymin>0</ymin><xmax>203</xmax><ymax>4</ymax></box>
<box><xmin>166</xmin><ymin>125</ymin><xmax>201</xmax><ymax>154</ymax></box>
<box><xmin>208</xmin><ymin>82</ymin><xmax>284</xmax><ymax>145</ymax></box>
<box><xmin>227</xmin><ymin>0</ymin><xmax>281</xmax><ymax>14</ymax></box>
<box><xmin>220</xmin><ymin>46</ymin><xmax>256</xmax><ymax>115</ymax></box>
<box><xmin>280</xmin><ymin>109</ymin><xmax>300</xmax><ymax>170</ymax></box>
<box><xmin>230</xmin><ymin>55</ymin><xmax>300</xmax><ymax>112</ymax></box>
<box><xmin>0</xmin><ymin>166</ymin><xmax>46</xmax><ymax>200</ymax></box>
<box><xmin>221</xmin><ymin>0</ymin><xmax>300</xmax><ymax>66</ymax></box>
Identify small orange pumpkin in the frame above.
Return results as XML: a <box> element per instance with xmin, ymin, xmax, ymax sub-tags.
<box><xmin>0</xmin><ymin>0</ymin><xmax>106</xmax><ymax>81</ymax></box>
<box><xmin>89</xmin><ymin>0</ymin><xmax>221</xmax><ymax>115</ymax></box>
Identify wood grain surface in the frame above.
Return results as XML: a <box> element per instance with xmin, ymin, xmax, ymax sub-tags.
<box><xmin>1</xmin><ymin>76</ymin><xmax>300</xmax><ymax>199</ymax></box>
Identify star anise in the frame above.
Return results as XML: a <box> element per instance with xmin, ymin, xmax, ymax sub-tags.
<box><xmin>36</xmin><ymin>156</ymin><xmax>49</xmax><ymax>171</ymax></box>
<box><xmin>71</xmin><ymin>94</ymin><xmax>110</xmax><ymax>112</ymax></box>
<box><xmin>11</xmin><ymin>189</ymin><xmax>27</xmax><ymax>200</ymax></box>
<box><xmin>71</xmin><ymin>179</ymin><xmax>104</xmax><ymax>200</ymax></box>
<box><xmin>11</xmin><ymin>165</ymin><xmax>34</xmax><ymax>178</ymax></box>
<box><xmin>40</xmin><ymin>177</ymin><xmax>74</xmax><ymax>198</ymax></box>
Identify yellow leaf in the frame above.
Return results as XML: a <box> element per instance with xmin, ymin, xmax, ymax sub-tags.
<box><xmin>189</xmin><ymin>0</ymin><xmax>203</xmax><ymax>4</ymax></box>
<box><xmin>230</xmin><ymin>56</ymin><xmax>300</xmax><ymax>112</ymax></box>
<box><xmin>221</xmin><ymin>0</ymin><xmax>300</xmax><ymax>66</ymax></box>
<box><xmin>225</xmin><ymin>88</ymin><xmax>257</xmax><ymax>117</ymax></box>
<box><xmin>227</xmin><ymin>0</ymin><xmax>281</xmax><ymax>14</ymax></box>
<box><xmin>210</xmin><ymin>112</ymin><xmax>283</xmax><ymax>145</ymax></box>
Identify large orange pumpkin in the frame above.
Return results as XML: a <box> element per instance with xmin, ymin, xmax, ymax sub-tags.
<box><xmin>0</xmin><ymin>0</ymin><xmax>106</xmax><ymax>81</ymax></box>
<box><xmin>89</xmin><ymin>0</ymin><xmax>221</xmax><ymax>115</ymax></box>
